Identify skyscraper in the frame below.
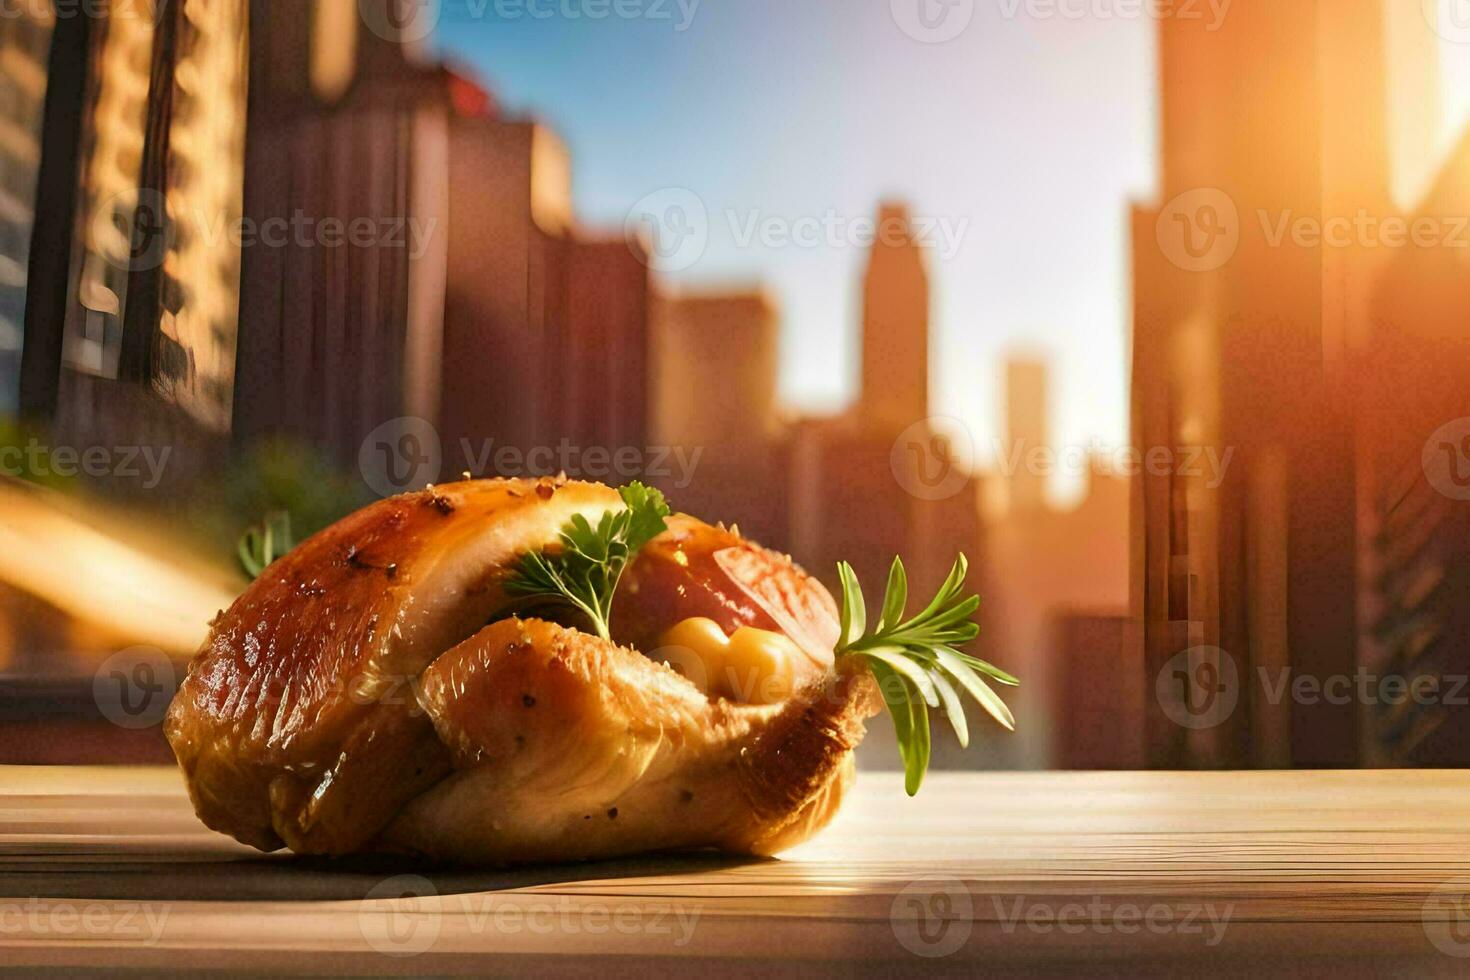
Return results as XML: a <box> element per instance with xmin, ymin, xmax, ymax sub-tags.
<box><xmin>986</xmin><ymin>359</ymin><xmax>1130</xmax><ymax>769</ymax></box>
<box><xmin>1005</xmin><ymin>359</ymin><xmax>1047</xmax><ymax>513</ymax></box>
<box><xmin>228</xmin><ymin>3</ymin><xmax>651</xmax><ymax>480</ymax></box>
<box><xmin>1131</xmin><ymin>0</ymin><xmax>1390</xmax><ymax>768</ymax></box>
<box><xmin>232</xmin><ymin>0</ymin><xmax>469</xmax><ymax>464</ymax></box>
<box><xmin>787</xmin><ymin>202</ymin><xmax>982</xmax><ymax>651</ymax></box>
<box><xmin>859</xmin><ymin>202</ymin><xmax>929</xmax><ymax>437</ymax></box>
<box><xmin>437</xmin><ymin>119</ymin><xmax>650</xmax><ymax>478</ymax></box>
<box><xmin>651</xmin><ymin>289</ymin><xmax>787</xmax><ymax>544</ymax></box>
<box><xmin>1360</xmin><ymin>136</ymin><xmax>1470</xmax><ymax>765</ymax></box>
<box><xmin>0</xmin><ymin>5</ymin><xmax>52</xmax><ymax>414</ymax></box>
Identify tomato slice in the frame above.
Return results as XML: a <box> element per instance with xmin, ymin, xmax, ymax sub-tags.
<box><xmin>712</xmin><ymin>546</ymin><xmax>836</xmax><ymax>670</ymax></box>
<box><xmin>610</xmin><ymin>517</ymin><xmax>837</xmax><ymax>673</ymax></box>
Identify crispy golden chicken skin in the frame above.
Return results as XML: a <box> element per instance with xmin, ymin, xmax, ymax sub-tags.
<box><xmin>165</xmin><ymin>478</ymin><xmax>878</xmax><ymax>863</ymax></box>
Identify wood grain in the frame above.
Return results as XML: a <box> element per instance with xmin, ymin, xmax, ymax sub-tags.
<box><xmin>3</xmin><ymin>768</ymin><xmax>1470</xmax><ymax>976</ymax></box>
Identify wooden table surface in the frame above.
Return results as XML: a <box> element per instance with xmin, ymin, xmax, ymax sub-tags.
<box><xmin>4</xmin><ymin>767</ymin><xmax>1470</xmax><ymax>977</ymax></box>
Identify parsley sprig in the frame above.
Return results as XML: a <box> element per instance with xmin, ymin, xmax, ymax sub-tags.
<box><xmin>835</xmin><ymin>554</ymin><xmax>1018</xmax><ymax>796</ymax></box>
<box><xmin>505</xmin><ymin>482</ymin><xmax>671</xmax><ymax>641</ymax></box>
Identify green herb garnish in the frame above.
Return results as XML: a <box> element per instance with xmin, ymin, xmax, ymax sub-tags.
<box><xmin>238</xmin><ymin>511</ymin><xmax>295</xmax><ymax>580</ymax></box>
<box><xmin>835</xmin><ymin>554</ymin><xmax>1018</xmax><ymax>796</ymax></box>
<box><xmin>505</xmin><ymin>481</ymin><xmax>672</xmax><ymax>641</ymax></box>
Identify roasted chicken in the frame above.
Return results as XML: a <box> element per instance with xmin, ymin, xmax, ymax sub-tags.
<box><xmin>165</xmin><ymin>478</ymin><xmax>881</xmax><ymax>862</ymax></box>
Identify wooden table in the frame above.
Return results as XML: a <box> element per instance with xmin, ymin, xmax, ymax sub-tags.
<box><xmin>4</xmin><ymin>767</ymin><xmax>1470</xmax><ymax>977</ymax></box>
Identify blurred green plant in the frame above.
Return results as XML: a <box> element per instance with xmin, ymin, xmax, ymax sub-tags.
<box><xmin>221</xmin><ymin>436</ymin><xmax>369</xmax><ymax>542</ymax></box>
<box><xmin>237</xmin><ymin>511</ymin><xmax>295</xmax><ymax>579</ymax></box>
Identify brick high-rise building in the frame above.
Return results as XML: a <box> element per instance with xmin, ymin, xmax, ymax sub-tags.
<box><xmin>860</xmin><ymin>202</ymin><xmax>930</xmax><ymax>436</ymax></box>
<box><xmin>789</xmin><ymin>202</ymin><xmax>981</xmax><ymax>600</ymax></box>
<box><xmin>0</xmin><ymin>5</ymin><xmax>52</xmax><ymax>413</ymax></box>
<box><xmin>985</xmin><ymin>359</ymin><xmax>1129</xmax><ymax>769</ymax></box>
<box><xmin>233</xmin><ymin>0</ymin><xmax>497</xmax><ymax>467</ymax></box>
<box><xmin>14</xmin><ymin>0</ymin><xmax>248</xmax><ymax>491</ymax></box>
<box><xmin>1358</xmin><ymin>134</ymin><xmax>1470</xmax><ymax>766</ymax></box>
<box><xmin>1005</xmin><ymin>359</ymin><xmax>1048</xmax><ymax>514</ymax></box>
<box><xmin>15</xmin><ymin>1</ymin><xmax>650</xmax><ymax>490</ymax></box>
<box><xmin>650</xmin><ymin>289</ymin><xmax>786</xmax><ymax>544</ymax></box>
<box><xmin>437</xmin><ymin>119</ymin><xmax>649</xmax><ymax>478</ymax></box>
<box><xmin>1130</xmin><ymin>0</ymin><xmax>1421</xmax><ymax>768</ymax></box>
<box><xmin>1047</xmin><ymin>612</ymin><xmax>1139</xmax><ymax>770</ymax></box>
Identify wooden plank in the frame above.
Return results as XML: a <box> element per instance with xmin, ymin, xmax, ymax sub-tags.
<box><xmin>2</xmin><ymin>768</ymin><xmax>1470</xmax><ymax>976</ymax></box>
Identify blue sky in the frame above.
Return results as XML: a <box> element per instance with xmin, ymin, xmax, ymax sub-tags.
<box><xmin>433</xmin><ymin>0</ymin><xmax>1470</xmax><ymax>504</ymax></box>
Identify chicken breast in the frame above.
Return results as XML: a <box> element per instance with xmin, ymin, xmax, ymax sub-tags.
<box><xmin>165</xmin><ymin>477</ymin><xmax>879</xmax><ymax>862</ymax></box>
<box><xmin>383</xmin><ymin>617</ymin><xmax>875</xmax><ymax>863</ymax></box>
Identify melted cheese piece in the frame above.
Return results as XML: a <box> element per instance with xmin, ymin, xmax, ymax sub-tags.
<box><xmin>655</xmin><ymin>616</ymin><xmax>800</xmax><ymax>704</ymax></box>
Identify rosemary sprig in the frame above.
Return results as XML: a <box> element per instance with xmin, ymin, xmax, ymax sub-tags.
<box><xmin>505</xmin><ymin>481</ymin><xmax>671</xmax><ymax>641</ymax></box>
<box><xmin>835</xmin><ymin>554</ymin><xmax>1018</xmax><ymax>796</ymax></box>
<box><xmin>238</xmin><ymin>511</ymin><xmax>295</xmax><ymax>580</ymax></box>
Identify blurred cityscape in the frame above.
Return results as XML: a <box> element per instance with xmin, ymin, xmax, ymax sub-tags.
<box><xmin>0</xmin><ymin>0</ymin><xmax>1466</xmax><ymax>771</ymax></box>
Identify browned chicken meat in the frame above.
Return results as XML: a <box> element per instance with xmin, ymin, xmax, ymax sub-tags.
<box><xmin>165</xmin><ymin>478</ymin><xmax>880</xmax><ymax>862</ymax></box>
